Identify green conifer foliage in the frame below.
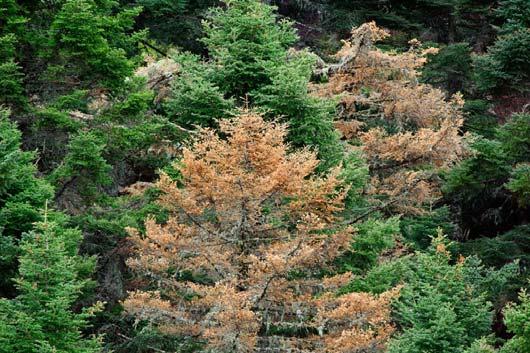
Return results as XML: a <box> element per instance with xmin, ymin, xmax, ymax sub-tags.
<box><xmin>400</xmin><ymin>206</ymin><xmax>455</xmax><ymax>250</ymax></box>
<box><xmin>464</xmin><ymin>339</ymin><xmax>497</xmax><ymax>353</ymax></box>
<box><xmin>0</xmin><ymin>220</ymin><xmax>102</xmax><ymax>353</ymax></box>
<box><xmin>506</xmin><ymin>164</ymin><xmax>530</xmax><ymax>207</ymax></box>
<box><xmin>495</xmin><ymin>0</ymin><xmax>530</xmax><ymax>32</ymax></box>
<box><xmin>495</xmin><ymin>114</ymin><xmax>530</xmax><ymax>162</ymax></box>
<box><xmin>336</xmin><ymin>217</ymin><xmax>399</xmax><ymax>274</ymax></box>
<box><xmin>253</xmin><ymin>50</ymin><xmax>343</xmax><ymax>170</ymax></box>
<box><xmin>320</xmin><ymin>0</ymin><xmax>489</xmax><ymax>45</ymax></box>
<box><xmin>421</xmin><ymin>43</ymin><xmax>472</xmax><ymax>95</ymax></box>
<box><xmin>0</xmin><ymin>4</ymin><xmax>26</xmax><ymax>109</ymax></box>
<box><xmin>166</xmin><ymin>0</ymin><xmax>343</xmax><ymax>169</ymax></box>
<box><xmin>202</xmin><ymin>0</ymin><xmax>298</xmax><ymax>98</ymax></box>
<box><xmin>348</xmin><ymin>235</ymin><xmax>517</xmax><ymax>353</ymax></box>
<box><xmin>45</xmin><ymin>0</ymin><xmax>142</xmax><ymax>91</ymax></box>
<box><xmin>0</xmin><ymin>109</ymin><xmax>54</xmax><ymax>295</ymax></box>
<box><xmin>134</xmin><ymin>0</ymin><xmax>216</xmax><ymax>52</ymax></box>
<box><xmin>0</xmin><ymin>44</ymin><xmax>26</xmax><ymax>108</ymax></box>
<box><xmin>443</xmin><ymin>114</ymin><xmax>530</xmax><ymax>237</ymax></box>
<box><xmin>457</xmin><ymin>225</ymin><xmax>530</xmax><ymax>270</ymax></box>
<box><xmin>461</xmin><ymin>100</ymin><xmax>498</xmax><ymax>138</ymax></box>
<box><xmin>473</xmin><ymin>0</ymin><xmax>530</xmax><ymax>92</ymax></box>
<box><xmin>501</xmin><ymin>289</ymin><xmax>530</xmax><ymax>353</ymax></box>
<box><xmin>50</xmin><ymin>131</ymin><xmax>112</xmax><ymax>201</ymax></box>
<box><xmin>165</xmin><ymin>53</ymin><xmax>234</xmax><ymax>128</ymax></box>
<box><xmin>0</xmin><ymin>0</ymin><xmax>25</xmax><ymax>33</ymax></box>
<box><xmin>473</xmin><ymin>29</ymin><xmax>530</xmax><ymax>92</ymax></box>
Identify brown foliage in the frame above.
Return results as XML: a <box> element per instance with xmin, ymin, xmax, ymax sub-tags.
<box><xmin>123</xmin><ymin>111</ymin><xmax>396</xmax><ymax>352</ymax></box>
<box><xmin>314</xmin><ymin>22</ymin><xmax>468</xmax><ymax>213</ymax></box>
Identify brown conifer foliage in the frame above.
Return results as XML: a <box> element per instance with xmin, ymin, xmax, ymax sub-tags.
<box><xmin>123</xmin><ymin>111</ymin><xmax>397</xmax><ymax>352</ymax></box>
<box><xmin>314</xmin><ymin>22</ymin><xmax>468</xmax><ymax>213</ymax></box>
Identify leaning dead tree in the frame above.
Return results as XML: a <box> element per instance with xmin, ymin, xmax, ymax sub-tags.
<box><xmin>313</xmin><ymin>22</ymin><xmax>468</xmax><ymax>214</ymax></box>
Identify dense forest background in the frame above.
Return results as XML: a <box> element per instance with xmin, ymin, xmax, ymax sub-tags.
<box><xmin>0</xmin><ymin>0</ymin><xmax>529</xmax><ymax>352</ymax></box>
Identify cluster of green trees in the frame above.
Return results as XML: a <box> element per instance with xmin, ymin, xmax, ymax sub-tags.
<box><xmin>0</xmin><ymin>110</ymin><xmax>101</xmax><ymax>352</ymax></box>
<box><xmin>165</xmin><ymin>0</ymin><xmax>343</xmax><ymax>170</ymax></box>
<box><xmin>0</xmin><ymin>0</ymin><xmax>528</xmax><ymax>352</ymax></box>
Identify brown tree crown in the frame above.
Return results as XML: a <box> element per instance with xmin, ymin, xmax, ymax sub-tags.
<box><xmin>124</xmin><ymin>110</ymin><xmax>397</xmax><ymax>352</ymax></box>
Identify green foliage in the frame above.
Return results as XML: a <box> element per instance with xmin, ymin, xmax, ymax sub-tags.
<box><xmin>72</xmin><ymin>187</ymin><xmax>169</xmax><ymax>242</ymax></box>
<box><xmin>449</xmin><ymin>112</ymin><xmax>530</xmax><ymax>195</ymax></box>
<box><xmin>254</xmin><ymin>50</ymin><xmax>343</xmax><ymax>169</ymax></box>
<box><xmin>337</xmin><ymin>217</ymin><xmax>399</xmax><ymax>273</ymax></box>
<box><xmin>454</xmin><ymin>226</ymin><xmax>529</xmax><ymax>303</ymax></box>
<box><xmin>46</xmin><ymin>89</ymin><xmax>90</xmax><ymax>114</ymax></box>
<box><xmin>340</xmin><ymin>252</ymin><xmax>405</xmax><ymax>295</ymax></box>
<box><xmin>342</xmin><ymin>234</ymin><xmax>519</xmax><ymax>352</ymax></box>
<box><xmin>0</xmin><ymin>34</ymin><xmax>26</xmax><ymax>108</ymax></box>
<box><xmin>462</xmin><ymin>100</ymin><xmax>498</xmax><ymax>138</ymax></box>
<box><xmin>0</xmin><ymin>109</ymin><xmax>55</xmax><ymax>294</ymax></box>
<box><xmin>134</xmin><ymin>0</ymin><xmax>216</xmax><ymax>52</ymax></box>
<box><xmin>110</xmin><ymin>323</ymin><xmax>202</xmax><ymax>353</ymax></box>
<box><xmin>400</xmin><ymin>207</ymin><xmax>455</xmax><ymax>250</ymax></box>
<box><xmin>495</xmin><ymin>114</ymin><xmax>530</xmax><ymax>162</ymax></box>
<box><xmin>464</xmin><ymin>339</ymin><xmax>497</xmax><ymax>353</ymax></box>
<box><xmin>0</xmin><ymin>60</ymin><xmax>25</xmax><ymax>109</ymax></box>
<box><xmin>501</xmin><ymin>289</ymin><xmax>530</xmax><ymax>353</ymax></box>
<box><xmin>443</xmin><ymin>137</ymin><xmax>509</xmax><ymax>203</ymax></box>
<box><xmin>164</xmin><ymin>0</ymin><xmax>344</xmax><ymax>170</ymax></box>
<box><xmin>27</xmin><ymin>90</ymin><xmax>89</xmax><ymax>172</ymax></box>
<box><xmin>46</xmin><ymin>76</ymin><xmax>179</xmax><ymax>165</ymax></box>
<box><xmin>165</xmin><ymin>53</ymin><xmax>234</xmax><ymax>128</ymax></box>
<box><xmin>50</xmin><ymin>131</ymin><xmax>112</xmax><ymax>200</ymax></box>
<box><xmin>348</xmin><ymin>235</ymin><xmax>517</xmax><ymax>353</ymax></box>
<box><xmin>422</xmin><ymin>43</ymin><xmax>472</xmax><ymax>94</ymax></box>
<box><xmin>44</xmin><ymin>0</ymin><xmax>143</xmax><ymax>91</ymax></box>
<box><xmin>340</xmin><ymin>150</ymin><xmax>370</xmax><ymax>211</ymax></box>
<box><xmin>507</xmin><ymin>164</ymin><xmax>530</xmax><ymax>207</ymax></box>
<box><xmin>496</xmin><ymin>0</ymin><xmax>530</xmax><ymax>30</ymax></box>
<box><xmin>0</xmin><ymin>0</ymin><xmax>26</xmax><ymax>34</ymax></box>
<box><xmin>0</xmin><ymin>33</ymin><xmax>16</xmax><ymax>60</ymax></box>
<box><xmin>443</xmin><ymin>114</ymin><xmax>530</xmax><ymax>236</ymax></box>
<box><xmin>321</xmin><ymin>0</ymin><xmax>493</xmax><ymax>46</ymax></box>
<box><xmin>2</xmin><ymin>0</ymin><xmax>530</xmax><ymax>351</ymax></box>
<box><xmin>473</xmin><ymin>0</ymin><xmax>530</xmax><ymax>92</ymax></box>
<box><xmin>96</xmin><ymin>81</ymin><xmax>185</xmax><ymax>173</ymax></box>
<box><xmin>202</xmin><ymin>0</ymin><xmax>298</xmax><ymax>98</ymax></box>
<box><xmin>27</xmin><ymin>76</ymin><xmax>184</xmax><ymax>209</ymax></box>
<box><xmin>457</xmin><ymin>225</ymin><xmax>530</xmax><ymax>270</ymax></box>
<box><xmin>389</xmin><ymin>305</ymin><xmax>476</xmax><ymax>353</ymax></box>
<box><xmin>0</xmin><ymin>220</ymin><xmax>102</xmax><ymax>353</ymax></box>
<box><xmin>136</xmin><ymin>0</ymin><xmax>187</xmax><ymax>15</ymax></box>
<box><xmin>473</xmin><ymin>29</ymin><xmax>530</xmax><ymax>92</ymax></box>
<box><xmin>35</xmin><ymin>107</ymin><xmax>82</xmax><ymax>132</ymax></box>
